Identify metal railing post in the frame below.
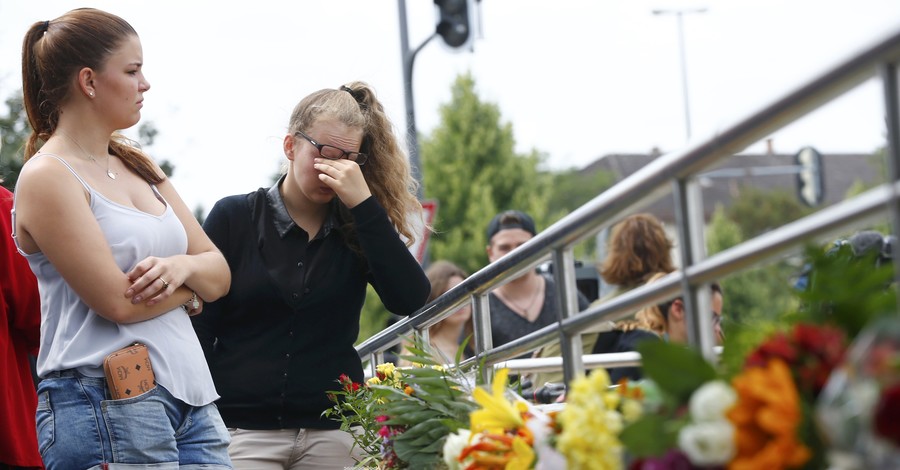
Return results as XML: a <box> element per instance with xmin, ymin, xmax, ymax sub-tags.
<box><xmin>881</xmin><ymin>62</ymin><xmax>900</xmax><ymax>307</ymax></box>
<box><xmin>472</xmin><ymin>293</ymin><xmax>494</xmax><ymax>383</ymax></box>
<box><xmin>553</xmin><ymin>247</ymin><xmax>584</xmax><ymax>384</ymax></box>
<box><xmin>672</xmin><ymin>178</ymin><xmax>716</xmax><ymax>362</ymax></box>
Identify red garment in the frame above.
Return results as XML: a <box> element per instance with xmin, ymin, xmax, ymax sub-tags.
<box><xmin>0</xmin><ymin>186</ymin><xmax>43</xmax><ymax>468</ymax></box>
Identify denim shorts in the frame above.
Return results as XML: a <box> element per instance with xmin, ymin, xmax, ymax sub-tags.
<box><xmin>36</xmin><ymin>370</ymin><xmax>232</xmax><ymax>469</ymax></box>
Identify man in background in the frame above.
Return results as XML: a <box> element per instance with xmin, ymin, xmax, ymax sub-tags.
<box><xmin>482</xmin><ymin>210</ymin><xmax>589</xmax><ymax>353</ymax></box>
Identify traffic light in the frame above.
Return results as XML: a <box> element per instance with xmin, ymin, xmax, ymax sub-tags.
<box><xmin>795</xmin><ymin>146</ymin><xmax>824</xmax><ymax>207</ymax></box>
<box><xmin>434</xmin><ymin>0</ymin><xmax>472</xmax><ymax>49</ymax></box>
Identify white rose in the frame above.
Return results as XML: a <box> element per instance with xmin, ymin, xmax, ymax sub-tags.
<box><xmin>689</xmin><ymin>380</ymin><xmax>737</xmax><ymax>422</ymax></box>
<box><xmin>442</xmin><ymin>429</ymin><xmax>472</xmax><ymax>470</ymax></box>
<box><xmin>678</xmin><ymin>421</ymin><xmax>736</xmax><ymax>466</ymax></box>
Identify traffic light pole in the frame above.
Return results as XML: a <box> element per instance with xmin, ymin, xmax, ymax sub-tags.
<box><xmin>398</xmin><ymin>0</ymin><xmax>436</xmax><ymax>201</ymax></box>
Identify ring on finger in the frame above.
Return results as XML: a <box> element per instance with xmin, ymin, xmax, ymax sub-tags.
<box><xmin>159</xmin><ymin>277</ymin><xmax>170</xmax><ymax>289</ymax></box>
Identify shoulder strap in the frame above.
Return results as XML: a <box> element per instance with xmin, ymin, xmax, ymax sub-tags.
<box><xmin>28</xmin><ymin>153</ymin><xmax>92</xmax><ymax>193</ymax></box>
<box><xmin>12</xmin><ymin>154</ymin><xmax>92</xmax><ymax>249</ymax></box>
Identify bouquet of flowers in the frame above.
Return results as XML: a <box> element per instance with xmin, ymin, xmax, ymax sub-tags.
<box><xmin>619</xmin><ymin>320</ymin><xmax>850</xmax><ymax>470</ymax></box>
<box><xmin>325</xmin><ymin>335</ymin><xmax>478</xmax><ymax>469</ymax></box>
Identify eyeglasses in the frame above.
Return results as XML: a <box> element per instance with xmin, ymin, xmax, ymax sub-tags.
<box><xmin>295</xmin><ymin>130</ymin><xmax>368</xmax><ymax>166</ymax></box>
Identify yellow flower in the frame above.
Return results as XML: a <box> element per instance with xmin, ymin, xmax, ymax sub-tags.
<box><xmin>457</xmin><ymin>432</ymin><xmax>534</xmax><ymax>470</ymax></box>
<box><xmin>366</xmin><ymin>376</ymin><xmax>382</xmax><ymax>387</ymax></box>
<box><xmin>621</xmin><ymin>399</ymin><xmax>643</xmax><ymax>423</ymax></box>
<box><xmin>507</xmin><ymin>435</ymin><xmax>536</xmax><ymax>470</ymax></box>
<box><xmin>376</xmin><ymin>362</ymin><xmax>396</xmax><ymax>377</ymax></box>
<box><xmin>470</xmin><ymin>369</ymin><xmax>524</xmax><ymax>435</ymax></box>
<box><xmin>375</xmin><ymin>362</ymin><xmax>403</xmax><ymax>386</ymax></box>
<box><xmin>557</xmin><ymin>368</ymin><xmax>623</xmax><ymax>470</ymax></box>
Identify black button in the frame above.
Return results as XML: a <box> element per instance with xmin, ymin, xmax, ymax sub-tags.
<box><xmin>297</xmin><ymin>261</ymin><xmax>304</xmax><ymax>268</ymax></box>
<box><xmin>292</xmin><ymin>293</ymin><xmax>299</xmax><ymax>300</ymax></box>
<box><xmin>285</xmin><ymin>353</ymin><xmax>291</xmax><ymax>359</ymax></box>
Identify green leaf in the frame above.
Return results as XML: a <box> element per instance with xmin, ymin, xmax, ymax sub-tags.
<box><xmin>399</xmin><ymin>352</ymin><xmax>440</xmax><ymax>366</ymax></box>
<box><xmin>420</xmin><ymin>436</ymin><xmax>448</xmax><ymax>454</ymax></box>
<box><xmin>403</xmin><ymin>425</ymin><xmax>448</xmax><ymax>447</ymax></box>
<box><xmin>637</xmin><ymin>341</ymin><xmax>718</xmax><ymax>403</ymax></box>
<box><xmin>384</xmin><ymin>410</ymin><xmax>439</xmax><ymax>426</ymax></box>
<box><xmin>401</xmin><ymin>366</ymin><xmax>448</xmax><ymax>378</ymax></box>
<box><xmin>394</xmin><ymin>418</ymin><xmax>443</xmax><ymax>442</ymax></box>
<box><xmin>619</xmin><ymin>414</ymin><xmax>675</xmax><ymax>457</ymax></box>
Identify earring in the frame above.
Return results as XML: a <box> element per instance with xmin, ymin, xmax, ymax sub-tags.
<box><xmin>89</xmin><ymin>92</ymin><xmax>94</xmax><ymax>97</ymax></box>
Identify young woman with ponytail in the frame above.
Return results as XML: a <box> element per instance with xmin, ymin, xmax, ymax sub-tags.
<box><xmin>193</xmin><ymin>82</ymin><xmax>430</xmax><ymax>468</ymax></box>
<box><xmin>14</xmin><ymin>8</ymin><xmax>232</xmax><ymax>469</ymax></box>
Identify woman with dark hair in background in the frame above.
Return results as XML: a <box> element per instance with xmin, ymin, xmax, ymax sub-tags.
<box><xmin>401</xmin><ymin>260</ymin><xmax>473</xmax><ymax>364</ymax></box>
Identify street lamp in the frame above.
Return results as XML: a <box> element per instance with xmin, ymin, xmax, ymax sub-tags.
<box><xmin>653</xmin><ymin>7</ymin><xmax>707</xmax><ymax>142</ymax></box>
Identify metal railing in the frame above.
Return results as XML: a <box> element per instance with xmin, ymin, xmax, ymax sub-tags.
<box><xmin>357</xmin><ymin>26</ymin><xmax>900</xmax><ymax>384</ymax></box>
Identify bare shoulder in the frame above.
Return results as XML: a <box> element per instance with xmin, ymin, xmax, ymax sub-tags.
<box><xmin>16</xmin><ymin>154</ymin><xmax>89</xmax><ymax>208</ymax></box>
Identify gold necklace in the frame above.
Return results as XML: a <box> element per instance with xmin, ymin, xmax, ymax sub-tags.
<box><xmin>58</xmin><ymin>131</ymin><xmax>118</xmax><ymax>180</ymax></box>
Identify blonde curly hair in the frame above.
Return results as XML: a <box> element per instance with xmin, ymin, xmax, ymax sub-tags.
<box><xmin>615</xmin><ymin>272</ymin><xmax>669</xmax><ymax>336</ymax></box>
<box><xmin>286</xmin><ymin>81</ymin><xmax>424</xmax><ymax>250</ymax></box>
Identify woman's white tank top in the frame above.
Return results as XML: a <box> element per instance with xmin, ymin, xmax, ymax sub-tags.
<box><xmin>11</xmin><ymin>154</ymin><xmax>218</xmax><ymax>406</ymax></box>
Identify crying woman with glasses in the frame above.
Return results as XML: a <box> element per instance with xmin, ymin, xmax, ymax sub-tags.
<box><xmin>192</xmin><ymin>82</ymin><xmax>431</xmax><ymax>468</ymax></box>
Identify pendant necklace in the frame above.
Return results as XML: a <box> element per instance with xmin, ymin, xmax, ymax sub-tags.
<box><xmin>58</xmin><ymin>131</ymin><xmax>118</xmax><ymax>180</ymax></box>
<box><xmin>499</xmin><ymin>276</ymin><xmax>543</xmax><ymax>317</ymax></box>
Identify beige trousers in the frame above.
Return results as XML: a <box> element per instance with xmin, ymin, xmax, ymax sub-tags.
<box><xmin>227</xmin><ymin>428</ymin><xmax>366</xmax><ymax>470</ymax></box>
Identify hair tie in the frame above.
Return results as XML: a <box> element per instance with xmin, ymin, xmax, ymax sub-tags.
<box><xmin>339</xmin><ymin>85</ymin><xmax>368</xmax><ymax>111</ymax></box>
<box><xmin>41</xmin><ymin>20</ymin><xmax>50</xmax><ymax>33</ymax></box>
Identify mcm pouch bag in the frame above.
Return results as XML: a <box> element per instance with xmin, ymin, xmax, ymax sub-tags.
<box><xmin>103</xmin><ymin>342</ymin><xmax>156</xmax><ymax>399</ymax></box>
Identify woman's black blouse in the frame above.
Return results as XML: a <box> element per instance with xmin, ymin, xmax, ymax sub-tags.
<box><xmin>193</xmin><ymin>182</ymin><xmax>430</xmax><ymax>430</ymax></box>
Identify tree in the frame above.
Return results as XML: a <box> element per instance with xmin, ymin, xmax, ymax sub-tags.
<box><xmin>706</xmin><ymin>203</ymin><xmax>799</xmax><ymax>322</ymax></box>
<box><xmin>0</xmin><ymin>94</ymin><xmax>28</xmax><ymax>190</ymax></box>
<box><xmin>356</xmin><ymin>73</ymin><xmax>558</xmax><ymax>344</ymax></box>
<box><xmin>725</xmin><ymin>186</ymin><xmax>813</xmax><ymax>240</ymax></box>
<box><xmin>545</xmin><ymin>167</ymin><xmax>616</xmax><ymax>259</ymax></box>
<box><xmin>420</xmin><ymin>72</ymin><xmax>554</xmax><ymax>274</ymax></box>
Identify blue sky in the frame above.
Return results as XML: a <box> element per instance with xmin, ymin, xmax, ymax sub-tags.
<box><xmin>0</xmin><ymin>0</ymin><xmax>897</xmax><ymax>213</ymax></box>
